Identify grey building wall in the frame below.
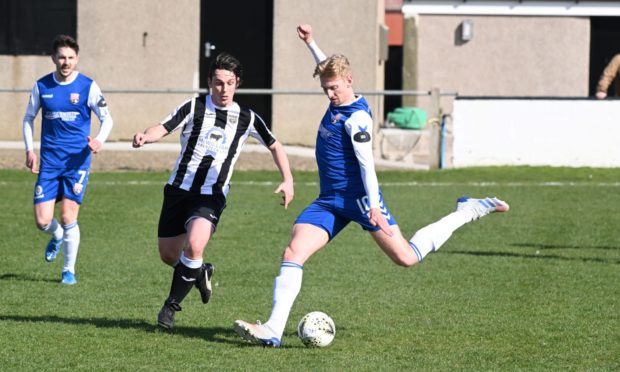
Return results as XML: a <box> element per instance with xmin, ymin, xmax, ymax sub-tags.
<box><xmin>0</xmin><ymin>0</ymin><xmax>199</xmax><ymax>144</ymax></box>
<box><xmin>403</xmin><ymin>15</ymin><xmax>590</xmax><ymax>112</ymax></box>
<box><xmin>78</xmin><ymin>0</ymin><xmax>200</xmax><ymax>142</ymax></box>
<box><xmin>272</xmin><ymin>0</ymin><xmax>386</xmax><ymax>147</ymax></box>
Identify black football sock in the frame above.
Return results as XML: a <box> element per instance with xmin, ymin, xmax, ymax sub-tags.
<box><xmin>166</xmin><ymin>262</ymin><xmax>201</xmax><ymax>305</ymax></box>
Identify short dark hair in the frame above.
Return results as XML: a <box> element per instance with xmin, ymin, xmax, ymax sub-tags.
<box><xmin>52</xmin><ymin>34</ymin><xmax>79</xmax><ymax>55</ymax></box>
<box><xmin>208</xmin><ymin>52</ymin><xmax>243</xmax><ymax>85</ymax></box>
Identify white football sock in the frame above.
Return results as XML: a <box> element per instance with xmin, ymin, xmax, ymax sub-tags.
<box><xmin>39</xmin><ymin>218</ymin><xmax>63</xmax><ymax>241</ymax></box>
<box><xmin>264</xmin><ymin>261</ymin><xmax>304</xmax><ymax>339</ymax></box>
<box><xmin>62</xmin><ymin>222</ymin><xmax>80</xmax><ymax>274</ymax></box>
<box><xmin>409</xmin><ymin>210</ymin><xmax>471</xmax><ymax>261</ymax></box>
<box><xmin>180</xmin><ymin>252</ymin><xmax>203</xmax><ymax>269</ymax></box>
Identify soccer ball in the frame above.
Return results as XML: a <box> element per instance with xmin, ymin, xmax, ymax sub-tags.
<box><xmin>297</xmin><ymin>311</ymin><xmax>336</xmax><ymax>347</ymax></box>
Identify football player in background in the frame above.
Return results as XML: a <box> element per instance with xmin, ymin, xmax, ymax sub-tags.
<box><xmin>233</xmin><ymin>24</ymin><xmax>510</xmax><ymax>347</ymax></box>
<box><xmin>23</xmin><ymin>34</ymin><xmax>114</xmax><ymax>285</ymax></box>
<box><xmin>133</xmin><ymin>52</ymin><xmax>294</xmax><ymax>329</ymax></box>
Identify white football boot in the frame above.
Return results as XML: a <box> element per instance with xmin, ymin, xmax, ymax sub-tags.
<box><xmin>456</xmin><ymin>196</ymin><xmax>509</xmax><ymax>220</ymax></box>
<box><xmin>233</xmin><ymin>320</ymin><xmax>281</xmax><ymax>347</ymax></box>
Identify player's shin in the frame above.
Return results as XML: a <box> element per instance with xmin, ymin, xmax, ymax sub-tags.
<box><xmin>409</xmin><ymin>211</ymin><xmax>470</xmax><ymax>261</ymax></box>
<box><xmin>166</xmin><ymin>254</ymin><xmax>202</xmax><ymax>305</ymax></box>
<box><xmin>62</xmin><ymin>222</ymin><xmax>80</xmax><ymax>273</ymax></box>
<box><xmin>264</xmin><ymin>261</ymin><xmax>304</xmax><ymax>338</ymax></box>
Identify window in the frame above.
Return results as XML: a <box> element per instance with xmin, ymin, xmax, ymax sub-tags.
<box><xmin>0</xmin><ymin>0</ymin><xmax>76</xmax><ymax>55</ymax></box>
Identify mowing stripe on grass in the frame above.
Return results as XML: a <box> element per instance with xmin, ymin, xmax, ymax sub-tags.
<box><xmin>3</xmin><ymin>180</ymin><xmax>620</xmax><ymax>187</ymax></box>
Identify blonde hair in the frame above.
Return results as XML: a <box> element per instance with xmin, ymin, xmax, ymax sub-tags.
<box><xmin>313</xmin><ymin>54</ymin><xmax>352</xmax><ymax>79</ymax></box>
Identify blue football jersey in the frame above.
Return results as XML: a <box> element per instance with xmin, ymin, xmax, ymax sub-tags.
<box><xmin>30</xmin><ymin>73</ymin><xmax>106</xmax><ymax>169</ymax></box>
<box><xmin>315</xmin><ymin>96</ymin><xmax>372</xmax><ymax>196</ymax></box>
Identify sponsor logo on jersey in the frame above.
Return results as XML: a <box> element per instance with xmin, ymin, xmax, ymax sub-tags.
<box><xmin>42</xmin><ymin>94</ymin><xmax>54</xmax><ymax>99</ymax></box>
<box><xmin>44</xmin><ymin>111</ymin><xmax>80</xmax><ymax>121</ymax></box>
<box><xmin>331</xmin><ymin>113</ymin><xmax>343</xmax><ymax>124</ymax></box>
<box><xmin>353</xmin><ymin>125</ymin><xmax>371</xmax><ymax>143</ymax></box>
<box><xmin>198</xmin><ymin>127</ymin><xmax>227</xmax><ymax>157</ymax></box>
<box><xmin>70</xmin><ymin>93</ymin><xmax>80</xmax><ymax>104</ymax></box>
<box><xmin>97</xmin><ymin>96</ymin><xmax>107</xmax><ymax>107</ymax></box>
<box><xmin>318</xmin><ymin>124</ymin><xmax>334</xmax><ymax>140</ymax></box>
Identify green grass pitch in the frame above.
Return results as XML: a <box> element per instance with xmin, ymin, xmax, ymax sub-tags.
<box><xmin>0</xmin><ymin>167</ymin><xmax>618</xmax><ymax>370</ymax></box>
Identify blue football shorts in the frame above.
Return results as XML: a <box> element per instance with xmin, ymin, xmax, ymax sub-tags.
<box><xmin>34</xmin><ymin>167</ymin><xmax>90</xmax><ymax>205</ymax></box>
<box><xmin>295</xmin><ymin>192</ymin><xmax>397</xmax><ymax>240</ymax></box>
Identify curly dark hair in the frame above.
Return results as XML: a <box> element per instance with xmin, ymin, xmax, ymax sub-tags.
<box><xmin>208</xmin><ymin>52</ymin><xmax>243</xmax><ymax>86</ymax></box>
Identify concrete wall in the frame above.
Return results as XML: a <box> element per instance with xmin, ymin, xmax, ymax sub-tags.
<box><xmin>452</xmin><ymin>99</ymin><xmax>620</xmax><ymax>167</ymax></box>
<box><xmin>0</xmin><ymin>0</ymin><xmax>199</xmax><ymax>143</ymax></box>
<box><xmin>272</xmin><ymin>0</ymin><xmax>386</xmax><ymax>147</ymax></box>
<box><xmin>403</xmin><ymin>15</ymin><xmax>590</xmax><ymax>113</ymax></box>
<box><xmin>78</xmin><ymin>0</ymin><xmax>200</xmax><ymax>141</ymax></box>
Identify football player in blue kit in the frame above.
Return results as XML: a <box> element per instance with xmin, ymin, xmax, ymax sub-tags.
<box><xmin>233</xmin><ymin>24</ymin><xmax>510</xmax><ymax>347</ymax></box>
<box><xmin>23</xmin><ymin>35</ymin><xmax>114</xmax><ymax>285</ymax></box>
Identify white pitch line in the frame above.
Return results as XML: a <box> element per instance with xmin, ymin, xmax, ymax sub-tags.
<box><xmin>3</xmin><ymin>180</ymin><xmax>620</xmax><ymax>187</ymax></box>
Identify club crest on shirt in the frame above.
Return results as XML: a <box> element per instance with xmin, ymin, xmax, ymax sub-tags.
<box><xmin>70</xmin><ymin>93</ymin><xmax>80</xmax><ymax>104</ymax></box>
<box><xmin>227</xmin><ymin>113</ymin><xmax>239</xmax><ymax>125</ymax></box>
<box><xmin>34</xmin><ymin>185</ymin><xmax>45</xmax><ymax>199</ymax></box>
<box><xmin>331</xmin><ymin>113</ymin><xmax>343</xmax><ymax>124</ymax></box>
<box><xmin>73</xmin><ymin>183</ymin><xmax>83</xmax><ymax>195</ymax></box>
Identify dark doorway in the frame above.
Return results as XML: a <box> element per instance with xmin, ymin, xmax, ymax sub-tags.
<box><xmin>384</xmin><ymin>45</ymin><xmax>403</xmax><ymax>115</ymax></box>
<box><xmin>589</xmin><ymin>17</ymin><xmax>620</xmax><ymax>97</ymax></box>
<box><xmin>200</xmin><ymin>0</ymin><xmax>273</xmax><ymax>125</ymax></box>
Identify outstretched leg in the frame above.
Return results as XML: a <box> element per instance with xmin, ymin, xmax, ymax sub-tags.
<box><xmin>372</xmin><ymin>196</ymin><xmax>509</xmax><ymax>266</ymax></box>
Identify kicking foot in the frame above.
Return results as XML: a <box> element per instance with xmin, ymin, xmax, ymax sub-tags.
<box><xmin>456</xmin><ymin>196</ymin><xmax>509</xmax><ymax>220</ymax></box>
<box><xmin>233</xmin><ymin>320</ymin><xmax>281</xmax><ymax>347</ymax></box>
<box><xmin>195</xmin><ymin>263</ymin><xmax>214</xmax><ymax>304</ymax></box>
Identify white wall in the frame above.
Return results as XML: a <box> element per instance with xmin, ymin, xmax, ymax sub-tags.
<box><xmin>452</xmin><ymin>99</ymin><xmax>620</xmax><ymax>168</ymax></box>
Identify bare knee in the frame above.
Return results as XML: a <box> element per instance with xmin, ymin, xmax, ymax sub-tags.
<box><xmin>392</xmin><ymin>254</ymin><xmax>418</xmax><ymax>268</ymax></box>
<box><xmin>159</xmin><ymin>250</ymin><xmax>179</xmax><ymax>266</ymax></box>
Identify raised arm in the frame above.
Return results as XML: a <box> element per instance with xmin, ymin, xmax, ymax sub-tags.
<box><xmin>297</xmin><ymin>24</ymin><xmax>327</xmax><ymax>64</ymax></box>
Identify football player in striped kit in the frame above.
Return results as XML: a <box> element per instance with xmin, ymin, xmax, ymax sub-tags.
<box><xmin>233</xmin><ymin>24</ymin><xmax>509</xmax><ymax>347</ymax></box>
<box><xmin>133</xmin><ymin>53</ymin><xmax>294</xmax><ymax>329</ymax></box>
<box><xmin>23</xmin><ymin>35</ymin><xmax>114</xmax><ymax>285</ymax></box>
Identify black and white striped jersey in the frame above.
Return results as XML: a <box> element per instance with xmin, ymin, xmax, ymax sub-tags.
<box><xmin>161</xmin><ymin>94</ymin><xmax>276</xmax><ymax>196</ymax></box>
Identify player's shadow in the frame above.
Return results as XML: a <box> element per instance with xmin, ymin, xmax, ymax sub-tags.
<box><xmin>446</xmin><ymin>243</ymin><xmax>620</xmax><ymax>265</ymax></box>
<box><xmin>511</xmin><ymin>242</ymin><xmax>620</xmax><ymax>251</ymax></box>
<box><xmin>0</xmin><ymin>273</ymin><xmax>58</xmax><ymax>283</ymax></box>
<box><xmin>0</xmin><ymin>314</ymin><xmax>244</xmax><ymax>345</ymax></box>
<box><xmin>0</xmin><ymin>313</ymin><xmax>336</xmax><ymax>348</ymax></box>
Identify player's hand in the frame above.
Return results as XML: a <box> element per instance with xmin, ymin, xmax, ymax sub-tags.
<box><xmin>25</xmin><ymin>150</ymin><xmax>39</xmax><ymax>174</ymax></box>
<box><xmin>369</xmin><ymin>207</ymin><xmax>393</xmax><ymax>237</ymax></box>
<box><xmin>274</xmin><ymin>180</ymin><xmax>294</xmax><ymax>209</ymax></box>
<box><xmin>297</xmin><ymin>24</ymin><xmax>314</xmax><ymax>44</ymax></box>
<box><xmin>596</xmin><ymin>91</ymin><xmax>607</xmax><ymax>100</ymax></box>
<box><xmin>133</xmin><ymin>133</ymin><xmax>147</xmax><ymax>148</ymax></box>
<box><xmin>87</xmin><ymin>136</ymin><xmax>102</xmax><ymax>153</ymax></box>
